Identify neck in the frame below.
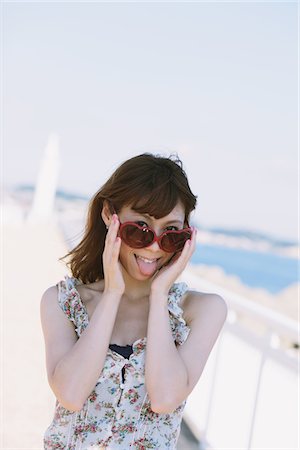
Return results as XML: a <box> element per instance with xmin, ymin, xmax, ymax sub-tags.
<box><xmin>121</xmin><ymin>265</ymin><xmax>154</xmax><ymax>303</ymax></box>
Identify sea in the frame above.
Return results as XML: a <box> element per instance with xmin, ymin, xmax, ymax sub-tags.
<box><xmin>191</xmin><ymin>243</ymin><xmax>298</xmax><ymax>294</ymax></box>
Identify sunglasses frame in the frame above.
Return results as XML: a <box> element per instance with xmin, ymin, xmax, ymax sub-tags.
<box><xmin>117</xmin><ymin>220</ymin><xmax>192</xmax><ymax>253</ymax></box>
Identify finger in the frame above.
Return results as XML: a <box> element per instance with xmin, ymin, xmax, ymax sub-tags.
<box><xmin>103</xmin><ymin>215</ymin><xmax>121</xmax><ymax>259</ymax></box>
<box><xmin>106</xmin><ymin>214</ymin><xmax>120</xmax><ymax>235</ymax></box>
<box><xmin>186</xmin><ymin>227</ymin><xmax>197</xmax><ymax>260</ymax></box>
<box><xmin>105</xmin><ymin>215</ymin><xmax>120</xmax><ymax>244</ymax></box>
<box><xmin>111</xmin><ymin>236</ymin><xmax>122</xmax><ymax>263</ymax></box>
<box><xmin>174</xmin><ymin>232</ymin><xmax>195</xmax><ymax>264</ymax></box>
<box><xmin>188</xmin><ymin>227</ymin><xmax>197</xmax><ymax>250</ymax></box>
<box><xmin>181</xmin><ymin>234</ymin><xmax>194</xmax><ymax>256</ymax></box>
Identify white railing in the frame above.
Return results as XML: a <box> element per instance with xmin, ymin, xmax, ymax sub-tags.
<box><xmin>180</xmin><ymin>269</ymin><xmax>299</xmax><ymax>450</ymax></box>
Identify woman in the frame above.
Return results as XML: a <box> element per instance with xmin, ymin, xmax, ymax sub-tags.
<box><xmin>41</xmin><ymin>153</ymin><xmax>227</xmax><ymax>449</ymax></box>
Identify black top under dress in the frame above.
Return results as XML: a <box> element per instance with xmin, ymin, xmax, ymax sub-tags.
<box><xmin>109</xmin><ymin>343</ymin><xmax>134</xmax><ymax>383</ymax></box>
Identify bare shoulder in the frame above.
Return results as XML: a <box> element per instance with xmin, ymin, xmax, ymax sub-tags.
<box><xmin>40</xmin><ymin>285</ymin><xmax>78</xmax><ymax>385</ymax></box>
<box><xmin>40</xmin><ymin>284</ymin><xmax>77</xmax><ymax>337</ymax></box>
<box><xmin>40</xmin><ymin>285</ymin><xmax>59</xmax><ymax>312</ymax></box>
<box><xmin>182</xmin><ymin>289</ymin><xmax>228</xmax><ymax>326</ymax></box>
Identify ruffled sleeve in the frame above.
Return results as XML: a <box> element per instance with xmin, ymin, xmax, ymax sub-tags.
<box><xmin>167</xmin><ymin>282</ymin><xmax>191</xmax><ymax>345</ymax></box>
<box><xmin>56</xmin><ymin>275</ymin><xmax>88</xmax><ymax>336</ymax></box>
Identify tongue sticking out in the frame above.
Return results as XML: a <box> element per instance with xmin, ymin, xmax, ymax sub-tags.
<box><xmin>136</xmin><ymin>256</ymin><xmax>159</xmax><ymax>276</ymax></box>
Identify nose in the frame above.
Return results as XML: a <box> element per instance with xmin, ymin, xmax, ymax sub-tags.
<box><xmin>147</xmin><ymin>238</ymin><xmax>161</xmax><ymax>252</ymax></box>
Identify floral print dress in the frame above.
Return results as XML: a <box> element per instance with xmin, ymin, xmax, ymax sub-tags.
<box><xmin>44</xmin><ymin>275</ymin><xmax>191</xmax><ymax>450</ymax></box>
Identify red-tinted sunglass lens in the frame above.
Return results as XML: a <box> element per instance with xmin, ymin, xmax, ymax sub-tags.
<box><xmin>161</xmin><ymin>231</ymin><xmax>191</xmax><ymax>252</ymax></box>
<box><xmin>120</xmin><ymin>224</ymin><xmax>154</xmax><ymax>248</ymax></box>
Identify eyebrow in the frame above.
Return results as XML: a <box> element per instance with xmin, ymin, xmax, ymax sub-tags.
<box><xmin>135</xmin><ymin>213</ymin><xmax>184</xmax><ymax>226</ymax></box>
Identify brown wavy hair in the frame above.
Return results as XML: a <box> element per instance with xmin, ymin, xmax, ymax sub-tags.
<box><xmin>60</xmin><ymin>153</ymin><xmax>197</xmax><ymax>284</ymax></box>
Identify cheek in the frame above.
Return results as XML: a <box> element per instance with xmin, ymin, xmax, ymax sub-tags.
<box><xmin>119</xmin><ymin>243</ymin><xmax>135</xmax><ymax>263</ymax></box>
<box><xmin>166</xmin><ymin>253</ymin><xmax>176</xmax><ymax>264</ymax></box>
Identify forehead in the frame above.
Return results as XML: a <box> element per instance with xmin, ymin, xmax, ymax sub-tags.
<box><xmin>121</xmin><ymin>202</ymin><xmax>185</xmax><ymax>222</ymax></box>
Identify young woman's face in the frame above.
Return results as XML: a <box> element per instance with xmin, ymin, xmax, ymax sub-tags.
<box><xmin>117</xmin><ymin>202</ymin><xmax>187</xmax><ymax>280</ymax></box>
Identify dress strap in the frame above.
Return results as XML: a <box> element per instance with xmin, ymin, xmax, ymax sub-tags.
<box><xmin>56</xmin><ymin>275</ymin><xmax>88</xmax><ymax>336</ymax></box>
<box><xmin>167</xmin><ymin>282</ymin><xmax>191</xmax><ymax>345</ymax></box>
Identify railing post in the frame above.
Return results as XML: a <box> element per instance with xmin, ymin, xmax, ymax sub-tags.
<box><xmin>246</xmin><ymin>329</ymin><xmax>273</xmax><ymax>450</ymax></box>
<box><xmin>200</xmin><ymin>333</ymin><xmax>224</xmax><ymax>448</ymax></box>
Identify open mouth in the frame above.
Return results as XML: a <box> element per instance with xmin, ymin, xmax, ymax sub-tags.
<box><xmin>134</xmin><ymin>254</ymin><xmax>161</xmax><ymax>276</ymax></box>
<box><xmin>134</xmin><ymin>254</ymin><xmax>161</xmax><ymax>264</ymax></box>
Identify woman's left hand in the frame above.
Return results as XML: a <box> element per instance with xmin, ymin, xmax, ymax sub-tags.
<box><xmin>150</xmin><ymin>227</ymin><xmax>197</xmax><ymax>296</ymax></box>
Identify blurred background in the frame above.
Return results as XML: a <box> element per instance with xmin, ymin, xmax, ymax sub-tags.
<box><xmin>2</xmin><ymin>1</ymin><xmax>298</xmax><ymax>449</ymax></box>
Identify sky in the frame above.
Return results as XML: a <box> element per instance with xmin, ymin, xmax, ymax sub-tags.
<box><xmin>2</xmin><ymin>1</ymin><xmax>298</xmax><ymax>241</ymax></box>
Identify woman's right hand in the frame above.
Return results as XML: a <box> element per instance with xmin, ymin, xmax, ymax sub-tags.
<box><xmin>102</xmin><ymin>214</ymin><xmax>125</xmax><ymax>295</ymax></box>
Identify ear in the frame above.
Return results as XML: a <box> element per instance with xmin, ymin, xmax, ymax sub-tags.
<box><xmin>101</xmin><ymin>200</ymin><xmax>113</xmax><ymax>227</ymax></box>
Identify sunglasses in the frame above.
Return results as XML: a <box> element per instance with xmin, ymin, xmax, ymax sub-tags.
<box><xmin>117</xmin><ymin>220</ymin><xmax>192</xmax><ymax>253</ymax></box>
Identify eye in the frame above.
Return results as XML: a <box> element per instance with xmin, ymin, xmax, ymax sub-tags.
<box><xmin>166</xmin><ymin>226</ymin><xmax>178</xmax><ymax>231</ymax></box>
<box><xmin>136</xmin><ymin>221</ymin><xmax>148</xmax><ymax>228</ymax></box>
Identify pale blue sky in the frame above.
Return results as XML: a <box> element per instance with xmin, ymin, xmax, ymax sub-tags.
<box><xmin>2</xmin><ymin>1</ymin><xmax>298</xmax><ymax>241</ymax></box>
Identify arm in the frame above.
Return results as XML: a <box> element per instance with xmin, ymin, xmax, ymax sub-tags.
<box><xmin>145</xmin><ymin>291</ymin><xmax>228</xmax><ymax>413</ymax></box>
<box><xmin>40</xmin><ymin>286</ymin><xmax>122</xmax><ymax>411</ymax></box>
<box><xmin>40</xmin><ymin>213</ymin><xmax>124</xmax><ymax>411</ymax></box>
